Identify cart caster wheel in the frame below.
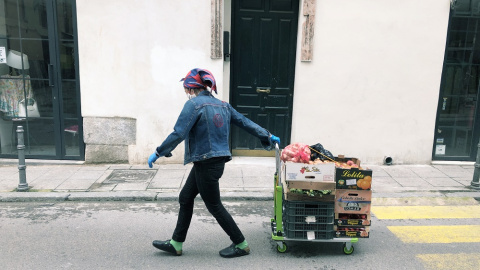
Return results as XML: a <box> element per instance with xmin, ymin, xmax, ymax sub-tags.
<box><xmin>277</xmin><ymin>242</ymin><xmax>287</xmax><ymax>253</ymax></box>
<box><xmin>343</xmin><ymin>243</ymin><xmax>354</xmax><ymax>255</ymax></box>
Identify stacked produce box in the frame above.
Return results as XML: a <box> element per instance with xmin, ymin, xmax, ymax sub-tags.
<box><xmin>281</xmin><ymin>155</ymin><xmax>373</xmax><ymax>240</ymax></box>
<box><xmin>282</xmin><ymin>161</ymin><xmax>337</xmax><ymax>240</ymax></box>
<box><xmin>334</xmin><ymin>156</ymin><xmax>372</xmax><ymax>238</ymax></box>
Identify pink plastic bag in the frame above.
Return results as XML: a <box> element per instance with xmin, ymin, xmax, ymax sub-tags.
<box><xmin>281</xmin><ymin>143</ymin><xmax>311</xmax><ymax>163</ymax></box>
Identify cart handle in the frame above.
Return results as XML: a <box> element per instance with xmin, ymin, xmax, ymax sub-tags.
<box><xmin>275</xmin><ymin>143</ymin><xmax>280</xmax><ymax>176</ymax></box>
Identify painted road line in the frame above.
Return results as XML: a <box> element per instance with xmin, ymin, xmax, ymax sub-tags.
<box><xmin>417</xmin><ymin>253</ymin><xmax>480</xmax><ymax>270</ymax></box>
<box><xmin>372</xmin><ymin>205</ymin><xmax>480</xmax><ymax>219</ymax></box>
<box><xmin>387</xmin><ymin>225</ymin><xmax>480</xmax><ymax>243</ymax></box>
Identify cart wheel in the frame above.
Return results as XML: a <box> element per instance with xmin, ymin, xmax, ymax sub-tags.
<box><xmin>343</xmin><ymin>243</ymin><xmax>354</xmax><ymax>255</ymax></box>
<box><xmin>277</xmin><ymin>242</ymin><xmax>287</xmax><ymax>253</ymax></box>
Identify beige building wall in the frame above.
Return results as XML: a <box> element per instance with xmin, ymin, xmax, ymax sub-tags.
<box><xmin>76</xmin><ymin>0</ymin><xmax>225</xmax><ymax>164</ymax></box>
<box><xmin>292</xmin><ymin>0</ymin><xmax>450</xmax><ymax>164</ymax></box>
<box><xmin>76</xmin><ymin>0</ymin><xmax>452</xmax><ymax>164</ymax></box>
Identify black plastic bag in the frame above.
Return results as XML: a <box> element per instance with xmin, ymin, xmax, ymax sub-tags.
<box><xmin>309</xmin><ymin>143</ymin><xmax>334</xmax><ymax>161</ymax></box>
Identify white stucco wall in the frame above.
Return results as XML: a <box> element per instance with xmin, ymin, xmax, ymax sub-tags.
<box><xmin>76</xmin><ymin>0</ymin><xmax>452</xmax><ymax>165</ymax></box>
<box><xmin>292</xmin><ymin>0</ymin><xmax>451</xmax><ymax>164</ymax></box>
<box><xmin>76</xmin><ymin>0</ymin><xmax>225</xmax><ymax>164</ymax></box>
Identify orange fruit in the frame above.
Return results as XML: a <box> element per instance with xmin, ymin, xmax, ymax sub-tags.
<box><xmin>357</xmin><ymin>179</ymin><xmax>365</xmax><ymax>189</ymax></box>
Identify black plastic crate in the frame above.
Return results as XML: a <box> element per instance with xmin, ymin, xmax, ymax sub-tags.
<box><xmin>281</xmin><ymin>200</ymin><xmax>336</xmax><ymax>240</ymax></box>
<box><xmin>284</xmin><ymin>228</ymin><xmax>336</xmax><ymax>240</ymax></box>
<box><xmin>284</xmin><ymin>221</ymin><xmax>334</xmax><ymax>232</ymax></box>
<box><xmin>283</xmin><ymin>201</ymin><xmax>335</xmax><ymax>217</ymax></box>
<box><xmin>283</xmin><ymin>213</ymin><xmax>334</xmax><ymax>224</ymax></box>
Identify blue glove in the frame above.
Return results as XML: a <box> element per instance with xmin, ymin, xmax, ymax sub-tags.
<box><xmin>270</xmin><ymin>134</ymin><xmax>280</xmax><ymax>146</ymax></box>
<box><xmin>148</xmin><ymin>153</ymin><xmax>159</xmax><ymax>168</ymax></box>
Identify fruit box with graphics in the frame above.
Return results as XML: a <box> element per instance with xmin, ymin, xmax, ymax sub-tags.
<box><xmin>335</xmin><ymin>168</ymin><xmax>373</xmax><ymax>190</ymax></box>
<box><xmin>335</xmin><ymin>156</ymin><xmax>373</xmax><ymax>190</ymax></box>
<box><xmin>334</xmin><ymin>190</ymin><xmax>372</xmax><ymax>214</ymax></box>
<box><xmin>283</xmin><ymin>162</ymin><xmax>335</xmax><ymax>182</ymax></box>
<box><xmin>334</xmin><ymin>213</ymin><xmax>372</xmax><ymax>226</ymax></box>
<box><xmin>334</xmin><ymin>225</ymin><xmax>370</xmax><ymax>238</ymax></box>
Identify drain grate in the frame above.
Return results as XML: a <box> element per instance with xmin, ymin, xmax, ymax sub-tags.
<box><xmin>105</xmin><ymin>170</ymin><xmax>156</xmax><ymax>183</ymax></box>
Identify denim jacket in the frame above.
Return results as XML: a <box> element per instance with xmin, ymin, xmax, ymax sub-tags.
<box><xmin>156</xmin><ymin>91</ymin><xmax>273</xmax><ymax>164</ymax></box>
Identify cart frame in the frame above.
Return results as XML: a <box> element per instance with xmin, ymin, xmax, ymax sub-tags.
<box><xmin>271</xmin><ymin>143</ymin><xmax>358</xmax><ymax>254</ymax></box>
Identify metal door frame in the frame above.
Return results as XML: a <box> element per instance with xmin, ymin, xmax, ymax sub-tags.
<box><xmin>0</xmin><ymin>0</ymin><xmax>83</xmax><ymax>160</ymax></box>
<box><xmin>433</xmin><ymin>3</ymin><xmax>480</xmax><ymax>161</ymax></box>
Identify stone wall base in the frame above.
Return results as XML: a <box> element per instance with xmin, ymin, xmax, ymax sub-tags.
<box><xmin>85</xmin><ymin>145</ymin><xmax>129</xmax><ymax>163</ymax></box>
<box><xmin>83</xmin><ymin>117</ymin><xmax>136</xmax><ymax>164</ymax></box>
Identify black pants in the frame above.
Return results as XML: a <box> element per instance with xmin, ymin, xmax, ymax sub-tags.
<box><xmin>172</xmin><ymin>157</ymin><xmax>245</xmax><ymax>244</ymax></box>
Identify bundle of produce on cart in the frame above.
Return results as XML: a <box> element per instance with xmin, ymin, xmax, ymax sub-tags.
<box><xmin>280</xmin><ymin>142</ymin><xmax>311</xmax><ymax>163</ymax></box>
<box><xmin>272</xmin><ymin>142</ymin><xmax>373</xmax><ymax>254</ymax></box>
<box><xmin>288</xmin><ymin>188</ymin><xmax>333</xmax><ymax>197</ymax></box>
<box><xmin>284</xmin><ymin>181</ymin><xmax>336</xmax><ymax>202</ymax></box>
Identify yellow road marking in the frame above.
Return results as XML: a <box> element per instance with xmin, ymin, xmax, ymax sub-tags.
<box><xmin>417</xmin><ymin>253</ymin><xmax>480</xmax><ymax>270</ymax></box>
<box><xmin>372</xmin><ymin>205</ymin><xmax>480</xmax><ymax>219</ymax></box>
<box><xmin>388</xmin><ymin>225</ymin><xmax>480</xmax><ymax>243</ymax></box>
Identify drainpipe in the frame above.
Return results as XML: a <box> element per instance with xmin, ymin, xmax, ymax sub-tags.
<box><xmin>384</xmin><ymin>156</ymin><xmax>393</xmax><ymax>165</ymax></box>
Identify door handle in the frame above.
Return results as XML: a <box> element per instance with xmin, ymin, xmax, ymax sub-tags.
<box><xmin>256</xmin><ymin>88</ymin><xmax>271</xmax><ymax>94</ymax></box>
<box><xmin>223</xmin><ymin>31</ymin><xmax>230</xmax><ymax>61</ymax></box>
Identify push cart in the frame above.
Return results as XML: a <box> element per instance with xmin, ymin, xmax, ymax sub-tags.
<box><xmin>270</xmin><ymin>143</ymin><xmax>358</xmax><ymax>255</ymax></box>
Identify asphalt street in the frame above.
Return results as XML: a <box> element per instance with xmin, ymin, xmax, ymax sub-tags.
<box><xmin>1</xmin><ymin>157</ymin><xmax>480</xmax><ymax>269</ymax></box>
<box><xmin>1</xmin><ymin>198</ymin><xmax>479</xmax><ymax>270</ymax></box>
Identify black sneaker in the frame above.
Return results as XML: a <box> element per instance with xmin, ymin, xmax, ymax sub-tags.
<box><xmin>219</xmin><ymin>243</ymin><xmax>250</xmax><ymax>258</ymax></box>
<box><xmin>152</xmin><ymin>240</ymin><xmax>182</xmax><ymax>256</ymax></box>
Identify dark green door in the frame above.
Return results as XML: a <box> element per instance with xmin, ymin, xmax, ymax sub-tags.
<box><xmin>433</xmin><ymin>1</ymin><xmax>480</xmax><ymax>161</ymax></box>
<box><xmin>230</xmin><ymin>0</ymin><xmax>299</xmax><ymax>155</ymax></box>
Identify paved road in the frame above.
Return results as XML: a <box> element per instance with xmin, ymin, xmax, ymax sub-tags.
<box><xmin>1</xmin><ymin>198</ymin><xmax>479</xmax><ymax>269</ymax></box>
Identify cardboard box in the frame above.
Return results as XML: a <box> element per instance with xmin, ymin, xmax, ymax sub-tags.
<box><xmin>335</xmin><ymin>190</ymin><xmax>372</xmax><ymax>214</ymax></box>
<box><xmin>334</xmin><ymin>226</ymin><xmax>370</xmax><ymax>238</ymax></box>
<box><xmin>286</xmin><ymin>181</ymin><xmax>336</xmax><ymax>191</ymax></box>
<box><xmin>335</xmin><ymin>168</ymin><xmax>373</xmax><ymax>190</ymax></box>
<box><xmin>283</xmin><ymin>177</ymin><xmax>335</xmax><ymax>202</ymax></box>
<box><xmin>333</xmin><ymin>156</ymin><xmax>372</xmax><ymax>190</ymax></box>
<box><xmin>283</xmin><ymin>162</ymin><xmax>335</xmax><ymax>182</ymax></box>
<box><xmin>334</xmin><ymin>213</ymin><xmax>371</xmax><ymax>226</ymax></box>
<box><xmin>335</xmin><ymin>156</ymin><xmax>361</xmax><ymax>166</ymax></box>
<box><xmin>335</xmin><ymin>165</ymin><xmax>373</xmax><ymax>190</ymax></box>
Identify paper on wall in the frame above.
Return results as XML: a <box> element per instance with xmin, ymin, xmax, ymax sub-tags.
<box><xmin>0</xmin><ymin>47</ymin><xmax>6</xmax><ymax>64</ymax></box>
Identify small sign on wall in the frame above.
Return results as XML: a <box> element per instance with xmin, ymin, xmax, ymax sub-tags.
<box><xmin>0</xmin><ymin>47</ymin><xmax>6</xmax><ymax>64</ymax></box>
<box><xmin>435</xmin><ymin>145</ymin><xmax>446</xmax><ymax>155</ymax></box>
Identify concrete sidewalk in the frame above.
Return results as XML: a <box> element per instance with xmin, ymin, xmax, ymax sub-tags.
<box><xmin>1</xmin><ymin>157</ymin><xmax>480</xmax><ymax>202</ymax></box>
